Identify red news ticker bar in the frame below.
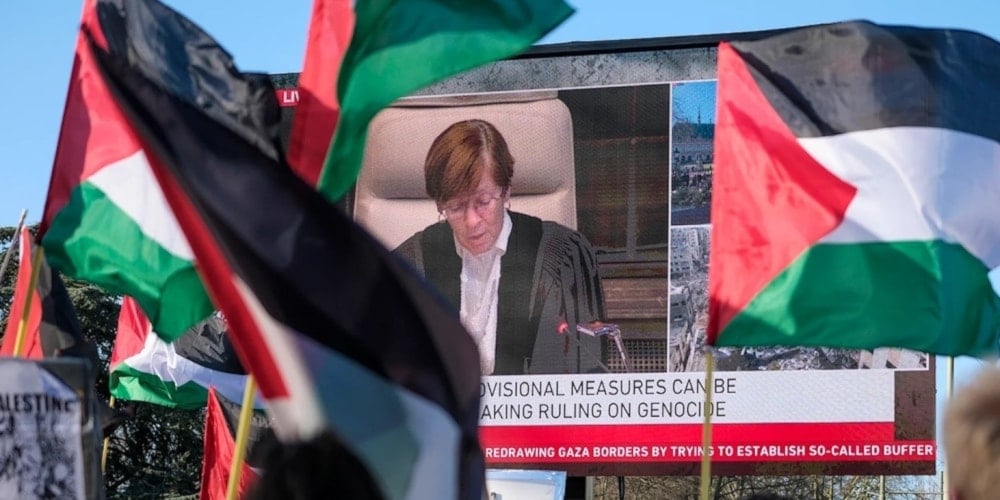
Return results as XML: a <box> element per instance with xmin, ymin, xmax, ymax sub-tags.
<box><xmin>481</xmin><ymin>422</ymin><xmax>896</xmax><ymax>446</ymax></box>
<box><xmin>479</xmin><ymin>422</ymin><xmax>936</xmax><ymax>464</ymax></box>
<box><xmin>275</xmin><ymin>89</ymin><xmax>299</xmax><ymax>107</ymax></box>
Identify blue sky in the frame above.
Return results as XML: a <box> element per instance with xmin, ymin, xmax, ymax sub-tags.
<box><xmin>2</xmin><ymin>0</ymin><xmax>999</xmax><ymax>228</ymax></box>
<box><xmin>0</xmin><ymin>0</ymin><xmax>997</xmax><ymax>471</ymax></box>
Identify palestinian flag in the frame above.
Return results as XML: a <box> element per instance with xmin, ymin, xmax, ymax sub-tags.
<box><xmin>86</xmin><ymin>0</ymin><xmax>485</xmax><ymax>498</ymax></box>
<box><xmin>39</xmin><ymin>0</ymin><xmax>214</xmax><ymax>340</ymax></box>
<box><xmin>317</xmin><ymin>0</ymin><xmax>573</xmax><ymax>202</ymax></box>
<box><xmin>200</xmin><ymin>387</ymin><xmax>274</xmax><ymax>500</ymax></box>
<box><xmin>708</xmin><ymin>21</ymin><xmax>1000</xmax><ymax>356</ymax></box>
<box><xmin>1</xmin><ymin>227</ymin><xmax>95</xmax><ymax>363</ymax></box>
<box><xmin>109</xmin><ymin>296</ymin><xmax>259</xmax><ymax>410</ymax></box>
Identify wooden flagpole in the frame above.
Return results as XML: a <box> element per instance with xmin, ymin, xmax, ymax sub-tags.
<box><xmin>0</xmin><ymin>209</ymin><xmax>27</xmax><ymax>287</ymax></box>
<box><xmin>12</xmin><ymin>245</ymin><xmax>45</xmax><ymax>358</ymax></box>
<box><xmin>699</xmin><ymin>349</ymin><xmax>715</xmax><ymax>500</ymax></box>
<box><xmin>226</xmin><ymin>375</ymin><xmax>257</xmax><ymax>500</ymax></box>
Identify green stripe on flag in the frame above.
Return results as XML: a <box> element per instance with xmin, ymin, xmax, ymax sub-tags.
<box><xmin>317</xmin><ymin>0</ymin><xmax>574</xmax><ymax>202</ymax></box>
<box><xmin>42</xmin><ymin>182</ymin><xmax>213</xmax><ymax>340</ymax></box>
<box><xmin>718</xmin><ymin>241</ymin><xmax>1000</xmax><ymax>356</ymax></box>
<box><xmin>110</xmin><ymin>364</ymin><xmax>210</xmax><ymax>409</ymax></box>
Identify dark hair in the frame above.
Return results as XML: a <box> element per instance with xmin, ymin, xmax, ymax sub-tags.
<box><xmin>424</xmin><ymin>119</ymin><xmax>514</xmax><ymax>203</ymax></box>
<box><xmin>247</xmin><ymin>431</ymin><xmax>385</xmax><ymax>500</ymax></box>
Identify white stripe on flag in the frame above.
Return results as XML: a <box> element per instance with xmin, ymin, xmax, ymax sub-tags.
<box><xmin>800</xmin><ymin>126</ymin><xmax>1000</xmax><ymax>268</ymax></box>
<box><xmin>87</xmin><ymin>150</ymin><xmax>194</xmax><ymax>259</ymax></box>
<box><xmin>120</xmin><ymin>324</ymin><xmax>263</xmax><ymax>408</ymax></box>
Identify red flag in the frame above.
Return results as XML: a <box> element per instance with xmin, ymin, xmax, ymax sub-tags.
<box><xmin>286</xmin><ymin>0</ymin><xmax>354</xmax><ymax>186</ymax></box>
<box><xmin>200</xmin><ymin>387</ymin><xmax>262</xmax><ymax>499</ymax></box>
<box><xmin>1</xmin><ymin>227</ymin><xmax>44</xmax><ymax>358</ymax></box>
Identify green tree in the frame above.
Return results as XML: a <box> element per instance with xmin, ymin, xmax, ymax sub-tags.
<box><xmin>0</xmin><ymin>225</ymin><xmax>204</xmax><ymax>499</ymax></box>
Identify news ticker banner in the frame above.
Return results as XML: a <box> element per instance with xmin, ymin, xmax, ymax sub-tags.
<box><xmin>478</xmin><ymin>370</ymin><xmax>935</xmax><ymax>469</ymax></box>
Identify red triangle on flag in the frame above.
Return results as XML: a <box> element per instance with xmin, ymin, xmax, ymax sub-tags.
<box><xmin>707</xmin><ymin>42</ymin><xmax>856</xmax><ymax>341</ymax></box>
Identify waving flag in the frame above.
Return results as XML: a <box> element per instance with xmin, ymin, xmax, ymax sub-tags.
<box><xmin>1</xmin><ymin>227</ymin><xmax>95</xmax><ymax>363</ymax></box>
<box><xmin>39</xmin><ymin>0</ymin><xmax>214</xmax><ymax>340</ymax></box>
<box><xmin>317</xmin><ymin>0</ymin><xmax>573</xmax><ymax>201</ymax></box>
<box><xmin>110</xmin><ymin>297</ymin><xmax>257</xmax><ymax>410</ymax></box>
<box><xmin>84</xmin><ymin>0</ymin><xmax>490</xmax><ymax>498</ymax></box>
<box><xmin>286</xmin><ymin>0</ymin><xmax>354</xmax><ymax>186</ymax></box>
<box><xmin>707</xmin><ymin>21</ymin><xmax>1000</xmax><ymax>356</ymax></box>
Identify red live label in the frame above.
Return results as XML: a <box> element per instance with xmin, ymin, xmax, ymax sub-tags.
<box><xmin>275</xmin><ymin>89</ymin><xmax>299</xmax><ymax>107</ymax></box>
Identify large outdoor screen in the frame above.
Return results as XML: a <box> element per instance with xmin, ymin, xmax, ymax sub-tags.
<box><xmin>275</xmin><ymin>31</ymin><xmax>936</xmax><ymax>476</ymax></box>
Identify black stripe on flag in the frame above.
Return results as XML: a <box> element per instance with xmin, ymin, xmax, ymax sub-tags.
<box><xmin>731</xmin><ymin>20</ymin><xmax>1000</xmax><ymax>142</ymax></box>
<box><xmin>173</xmin><ymin>315</ymin><xmax>245</xmax><ymax>375</ymax></box>
<box><xmin>40</xmin><ymin>269</ymin><xmax>91</xmax><ymax>359</ymax></box>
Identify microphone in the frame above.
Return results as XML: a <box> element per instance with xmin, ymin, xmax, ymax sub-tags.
<box><xmin>577</xmin><ymin>321</ymin><xmax>632</xmax><ymax>373</ymax></box>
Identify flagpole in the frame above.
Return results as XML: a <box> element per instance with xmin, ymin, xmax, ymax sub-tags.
<box><xmin>101</xmin><ymin>396</ymin><xmax>116</xmax><ymax>472</ymax></box>
<box><xmin>699</xmin><ymin>349</ymin><xmax>715</xmax><ymax>500</ymax></box>
<box><xmin>941</xmin><ymin>356</ymin><xmax>954</xmax><ymax>500</ymax></box>
<box><xmin>0</xmin><ymin>209</ymin><xmax>27</xmax><ymax>286</ymax></box>
<box><xmin>12</xmin><ymin>245</ymin><xmax>45</xmax><ymax>357</ymax></box>
<box><xmin>226</xmin><ymin>375</ymin><xmax>257</xmax><ymax>500</ymax></box>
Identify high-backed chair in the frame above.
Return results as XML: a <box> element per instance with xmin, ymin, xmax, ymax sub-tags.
<box><xmin>354</xmin><ymin>91</ymin><xmax>576</xmax><ymax>250</ymax></box>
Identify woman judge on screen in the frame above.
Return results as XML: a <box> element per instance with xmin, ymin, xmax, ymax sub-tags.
<box><xmin>394</xmin><ymin>119</ymin><xmax>606</xmax><ymax>375</ymax></box>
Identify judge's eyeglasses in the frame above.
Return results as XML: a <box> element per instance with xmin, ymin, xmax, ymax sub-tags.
<box><xmin>439</xmin><ymin>190</ymin><xmax>505</xmax><ymax>221</ymax></box>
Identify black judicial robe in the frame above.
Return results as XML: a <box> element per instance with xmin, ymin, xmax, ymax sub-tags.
<box><xmin>395</xmin><ymin>212</ymin><xmax>606</xmax><ymax>375</ymax></box>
